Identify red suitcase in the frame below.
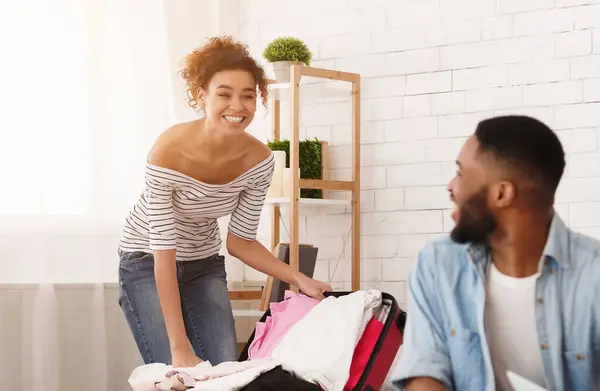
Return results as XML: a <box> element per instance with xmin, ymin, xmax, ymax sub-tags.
<box><xmin>238</xmin><ymin>291</ymin><xmax>406</xmax><ymax>391</ymax></box>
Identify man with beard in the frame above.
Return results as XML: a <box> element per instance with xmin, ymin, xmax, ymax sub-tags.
<box><xmin>391</xmin><ymin>116</ymin><xmax>600</xmax><ymax>391</ymax></box>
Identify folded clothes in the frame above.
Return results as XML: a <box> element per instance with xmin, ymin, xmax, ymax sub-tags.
<box><xmin>128</xmin><ymin>358</ymin><xmax>277</xmax><ymax>391</ymax></box>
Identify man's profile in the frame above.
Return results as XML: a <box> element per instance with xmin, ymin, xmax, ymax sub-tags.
<box><xmin>391</xmin><ymin>115</ymin><xmax>600</xmax><ymax>391</ymax></box>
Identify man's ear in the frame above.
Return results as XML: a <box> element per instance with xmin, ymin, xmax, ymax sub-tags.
<box><xmin>493</xmin><ymin>180</ymin><xmax>516</xmax><ymax>208</ymax></box>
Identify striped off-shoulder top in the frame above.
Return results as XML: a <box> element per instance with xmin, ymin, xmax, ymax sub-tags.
<box><xmin>118</xmin><ymin>151</ymin><xmax>275</xmax><ymax>261</ymax></box>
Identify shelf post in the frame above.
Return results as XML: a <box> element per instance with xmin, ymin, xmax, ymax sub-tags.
<box><xmin>270</xmin><ymin>96</ymin><xmax>281</xmax><ymax>254</ymax></box>
<box><xmin>320</xmin><ymin>141</ymin><xmax>329</xmax><ymax>199</ymax></box>
<box><xmin>351</xmin><ymin>75</ymin><xmax>361</xmax><ymax>291</ymax></box>
<box><xmin>264</xmin><ymin>66</ymin><xmax>362</xmax><ymax>295</ymax></box>
<box><xmin>289</xmin><ymin>64</ymin><xmax>301</xmax><ymax>293</ymax></box>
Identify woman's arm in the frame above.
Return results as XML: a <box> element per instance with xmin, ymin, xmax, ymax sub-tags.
<box><xmin>154</xmin><ymin>250</ymin><xmax>189</xmax><ymax>351</ymax></box>
<box><xmin>146</xmin><ymin>144</ymin><xmax>200</xmax><ymax>366</ymax></box>
<box><xmin>226</xmin><ymin>233</ymin><xmax>300</xmax><ymax>286</ymax></box>
<box><xmin>227</xmin><ymin>233</ymin><xmax>331</xmax><ymax>299</ymax></box>
<box><xmin>226</xmin><ymin>152</ymin><xmax>301</xmax><ymax>284</ymax></box>
<box><xmin>227</xmin><ymin>148</ymin><xmax>331</xmax><ymax>298</ymax></box>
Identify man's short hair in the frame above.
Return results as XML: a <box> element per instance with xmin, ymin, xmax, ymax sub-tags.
<box><xmin>475</xmin><ymin>115</ymin><xmax>565</xmax><ymax>203</ymax></box>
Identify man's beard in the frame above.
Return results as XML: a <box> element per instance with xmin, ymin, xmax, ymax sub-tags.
<box><xmin>450</xmin><ymin>187</ymin><xmax>497</xmax><ymax>245</ymax></box>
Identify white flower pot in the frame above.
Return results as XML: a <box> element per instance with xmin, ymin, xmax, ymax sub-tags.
<box><xmin>271</xmin><ymin>61</ymin><xmax>304</xmax><ymax>83</ymax></box>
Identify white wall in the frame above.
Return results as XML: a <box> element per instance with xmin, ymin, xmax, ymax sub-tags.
<box><xmin>163</xmin><ymin>0</ymin><xmax>242</xmax><ymax>122</ymax></box>
<box><xmin>234</xmin><ymin>0</ymin><xmax>600</xmax><ymax>308</ymax></box>
<box><xmin>163</xmin><ymin>0</ymin><xmax>216</xmax><ymax>122</ymax></box>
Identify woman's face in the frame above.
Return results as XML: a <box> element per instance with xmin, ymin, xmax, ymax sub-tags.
<box><xmin>200</xmin><ymin>69</ymin><xmax>257</xmax><ymax>134</ymax></box>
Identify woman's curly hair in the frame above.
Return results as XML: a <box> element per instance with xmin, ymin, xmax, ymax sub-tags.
<box><xmin>180</xmin><ymin>35</ymin><xmax>269</xmax><ymax>112</ymax></box>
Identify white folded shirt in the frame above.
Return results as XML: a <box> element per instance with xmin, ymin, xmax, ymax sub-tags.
<box><xmin>128</xmin><ymin>358</ymin><xmax>277</xmax><ymax>391</ymax></box>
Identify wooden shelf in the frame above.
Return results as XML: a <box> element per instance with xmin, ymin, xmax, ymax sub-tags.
<box><xmin>229</xmin><ymin>64</ymin><xmax>361</xmax><ymax>313</ymax></box>
<box><xmin>267</xmin><ymin>64</ymin><xmax>361</xmax><ymax>302</ymax></box>
<box><xmin>265</xmin><ymin>197</ymin><xmax>350</xmax><ymax>207</ymax></box>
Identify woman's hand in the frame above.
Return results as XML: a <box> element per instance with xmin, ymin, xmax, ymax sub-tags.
<box><xmin>295</xmin><ymin>273</ymin><xmax>333</xmax><ymax>300</ymax></box>
<box><xmin>226</xmin><ymin>233</ymin><xmax>333</xmax><ymax>300</ymax></box>
<box><xmin>171</xmin><ymin>346</ymin><xmax>203</xmax><ymax>368</ymax></box>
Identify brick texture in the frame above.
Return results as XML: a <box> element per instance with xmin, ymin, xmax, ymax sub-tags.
<box><xmin>226</xmin><ymin>0</ymin><xmax>600</xmax><ymax>308</ymax></box>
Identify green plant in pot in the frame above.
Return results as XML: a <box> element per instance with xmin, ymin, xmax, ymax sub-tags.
<box><xmin>262</xmin><ymin>37</ymin><xmax>312</xmax><ymax>83</ymax></box>
<box><xmin>267</xmin><ymin>138</ymin><xmax>323</xmax><ymax>199</ymax></box>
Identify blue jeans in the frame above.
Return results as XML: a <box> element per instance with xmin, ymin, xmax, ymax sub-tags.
<box><xmin>118</xmin><ymin>250</ymin><xmax>238</xmax><ymax>365</ymax></box>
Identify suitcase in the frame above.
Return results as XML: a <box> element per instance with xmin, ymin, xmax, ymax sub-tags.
<box><xmin>238</xmin><ymin>291</ymin><xmax>407</xmax><ymax>391</ymax></box>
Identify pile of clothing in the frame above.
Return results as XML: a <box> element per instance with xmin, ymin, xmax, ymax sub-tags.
<box><xmin>128</xmin><ymin>289</ymin><xmax>387</xmax><ymax>391</ymax></box>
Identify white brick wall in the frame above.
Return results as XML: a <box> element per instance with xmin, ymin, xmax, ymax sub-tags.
<box><xmin>232</xmin><ymin>0</ymin><xmax>600</xmax><ymax>308</ymax></box>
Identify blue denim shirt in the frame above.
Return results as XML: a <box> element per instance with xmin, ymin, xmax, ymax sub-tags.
<box><xmin>391</xmin><ymin>214</ymin><xmax>600</xmax><ymax>391</ymax></box>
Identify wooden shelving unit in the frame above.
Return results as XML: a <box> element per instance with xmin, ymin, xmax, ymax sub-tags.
<box><xmin>266</xmin><ymin>64</ymin><xmax>362</xmax><ymax>300</ymax></box>
<box><xmin>228</xmin><ymin>64</ymin><xmax>361</xmax><ymax>314</ymax></box>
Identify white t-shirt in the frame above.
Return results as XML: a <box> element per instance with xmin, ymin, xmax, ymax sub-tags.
<box><xmin>484</xmin><ymin>262</ymin><xmax>547</xmax><ymax>391</ymax></box>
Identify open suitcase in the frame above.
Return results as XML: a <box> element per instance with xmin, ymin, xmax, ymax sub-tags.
<box><xmin>238</xmin><ymin>291</ymin><xmax>407</xmax><ymax>391</ymax></box>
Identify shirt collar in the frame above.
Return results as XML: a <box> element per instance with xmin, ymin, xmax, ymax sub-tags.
<box><xmin>542</xmin><ymin>212</ymin><xmax>571</xmax><ymax>269</ymax></box>
<box><xmin>467</xmin><ymin>211</ymin><xmax>571</xmax><ymax>269</ymax></box>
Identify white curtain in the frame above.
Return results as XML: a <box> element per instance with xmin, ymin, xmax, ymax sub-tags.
<box><xmin>0</xmin><ymin>0</ymin><xmax>177</xmax><ymax>389</ymax></box>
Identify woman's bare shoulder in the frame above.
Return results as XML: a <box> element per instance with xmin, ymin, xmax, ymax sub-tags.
<box><xmin>243</xmin><ymin>134</ymin><xmax>273</xmax><ymax>166</ymax></box>
<box><xmin>147</xmin><ymin>120</ymin><xmax>199</xmax><ymax>168</ymax></box>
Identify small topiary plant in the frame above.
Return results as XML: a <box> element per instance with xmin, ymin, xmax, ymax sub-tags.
<box><xmin>267</xmin><ymin>138</ymin><xmax>322</xmax><ymax>199</ymax></box>
<box><xmin>262</xmin><ymin>37</ymin><xmax>312</xmax><ymax>66</ymax></box>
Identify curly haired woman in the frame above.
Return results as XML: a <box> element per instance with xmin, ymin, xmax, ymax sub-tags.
<box><xmin>117</xmin><ymin>36</ymin><xmax>332</xmax><ymax>368</ymax></box>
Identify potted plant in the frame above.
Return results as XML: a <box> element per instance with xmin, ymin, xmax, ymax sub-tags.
<box><xmin>267</xmin><ymin>138</ymin><xmax>323</xmax><ymax>199</ymax></box>
<box><xmin>262</xmin><ymin>37</ymin><xmax>313</xmax><ymax>83</ymax></box>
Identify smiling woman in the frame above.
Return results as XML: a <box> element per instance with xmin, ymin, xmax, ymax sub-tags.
<box><xmin>116</xmin><ymin>35</ymin><xmax>332</xmax><ymax>370</ymax></box>
<box><xmin>180</xmin><ymin>35</ymin><xmax>270</xmax><ymax>114</ymax></box>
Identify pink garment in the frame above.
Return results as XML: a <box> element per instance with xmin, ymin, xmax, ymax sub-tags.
<box><xmin>248</xmin><ymin>290</ymin><xmax>319</xmax><ymax>360</ymax></box>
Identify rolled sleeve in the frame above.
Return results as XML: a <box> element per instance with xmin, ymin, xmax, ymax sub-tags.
<box><xmin>228</xmin><ymin>156</ymin><xmax>274</xmax><ymax>241</ymax></box>
<box><xmin>145</xmin><ymin>166</ymin><xmax>177</xmax><ymax>250</ymax></box>
<box><xmin>391</xmin><ymin>245</ymin><xmax>452</xmax><ymax>390</ymax></box>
